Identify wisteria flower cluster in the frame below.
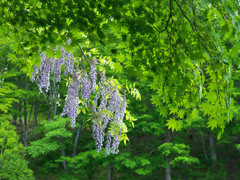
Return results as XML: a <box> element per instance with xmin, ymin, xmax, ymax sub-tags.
<box><xmin>60</xmin><ymin>73</ymin><xmax>80</xmax><ymax>127</ymax></box>
<box><xmin>91</xmin><ymin>73</ymin><xmax>127</xmax><ymax>155</ymax></box>
<box><xmin>31</xmin><ymin>46</ymin><xmax>74</xmax><ymax>92</ymax></box>
<box><xmin>32</xmin><ymin>46</ymin><xmax>127</xmax><ymax>155</ymax></box>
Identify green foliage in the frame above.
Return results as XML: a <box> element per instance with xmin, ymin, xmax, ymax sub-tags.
<box><xmin>0</xmin><ymin>118</ymin><xmax>34</xmax><ymax>180</ymax></box>
<box><xmin>58</xmin><ymin>150</ymin><xmax>105</xmax><ymax>171</ymax></box>
<box><xmin>0</xmin><ymin>117</ymin><xmax>23</xmax><ymax>153</ymax></box>
<box><xmin>0</xmin><ymin>150</ymin><xmax>34</xmax><ymax>180</ymax></box>
<box><xmin>27</xmin><ymin>138</ymin><xmax>60</xmax><ymax>158</ymax></box>
<box><xmin>0</xmin><ymin>82</ymin><xmax>18</xmax><ymax>113</ymax></box>
<box><xmin>27</xmin><ymin>116</ymin><xmax>72</xmax><ymax>157</ymax></box>
<box><xmin>159</xmin><ymin>143</ymin><xmax>199</xmax><ymax>167</ymax></box>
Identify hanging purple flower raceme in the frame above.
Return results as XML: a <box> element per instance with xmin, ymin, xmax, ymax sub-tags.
<box><xmin>32</xmin><ymin>46</ymin><xmax>69</xmax><ymax>91</ymax></box>
<box><xmin>99</xmin><ymin>86</ymin><xmax>112</xmax><ymax>130</ymax></box>
<box><xmin>100</xmin><ymin>71</ymin><xmax>106</xmax><ymax>84</ymax></box>
<box><xmin>38</xmin><ymin>52</ymin><xmax>52</xmax><ymax>93</ymax></box>
<box><xmin>107</xmin><ymin>96</ymin><xmax>127</xmax><ymax>155</ymax></box>
<box><xmin>109</xmin><ymin>108</ymin><xmax>121</xmax><ymax>154</ymax></box>
<box><xmin>92</xmin><ymin>121</ymin><xmax>104</xmax><ymax>152</ymax></box>
<box><xmin>53</xmin><ymin>56</ymin><xmax>64</xmax><ymax>82</ymax></box>
<box><xmin>111</xmin><ymin>133</ymin><xmax>121</xmax><ymax>154</ymax></box>
<box><xmin>80</xmin><ymin>71</ymin><xmax>91</xmax><ymax>102</ymax></box>
<box><xmin>60</xmin><ymin>73</ymin><xmax>80</xmax><ymax>127</ymax></box>
<box><xmin>64</xmin><ymin>51</ymin><xmax>74</xmax><ymax>76</ymax></box>
<box><xmin>31</xmin><ymin>65</ymin><xmax>39</xmax><ymax>82</ymax></box>
<box><xmin>98</xmin><ymin>85</ymin><xmax>108</xmax><ymax>110</ymax></box>
<box><xmin>108</xmin><ymin>89</ymin><xmax>121</xmax><ymax>113</ymax></box>
<box><xmin>60</xmin><ymin>46</ymin><xmax>66</xmax><ymax>63</ymax></box>
<box><xmin>92</xmin><ymin>91</ymin><xmax>100</xmax><ymax>112</ymax></box>
<box><xmin>106</xmin><ymin>134</ymin><xmax>112</xmax><ymax>156</ymax></box>
<box><xmin>92</xmin><ymin>84</ymin><xmax>110</xmax><ymax>152</ymax></box>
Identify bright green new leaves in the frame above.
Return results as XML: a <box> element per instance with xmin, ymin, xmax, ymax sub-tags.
<box><xmin>166</xmin><ymin>118</ymin><xmax>183</xmax><ymax>131</ymax></box>
<box><xmin>27</xmin><ymin>138</ymin><xmax>61</xmax><ymax>158</ymax></box>
<box><xmin>27</xmin><ymin>116</ymin><xmax>72</xmax><ymax>157</ymax></box>
<box><xmin>0</xmin><ymin>150</ymin><xmax>35</xmax><ymax>180</ymax></box>
<box><xmin>0</xmin><ymin>118</ymin><xmax>23</xmax><ymax>152</ymax></box>
<box><xmin>207</xmin><ymin>118</ymin><xmax>218</xmax><ymax>131</ymax></box>
<box><xmin>114</xmin><ymin>152</ymin><xmax>152</xmax><ymax>175</ymax></box>
<box><xmin>0</xmin><ymin>118</ymin><xmax>34</xmax><ymax>179</ymax></box>
<box><xmin>1</xmin><ymin>0</ymin><xmax>239</xmax><ymax>134</ymax></box>
<box><xmin>108</xmin><ymin>0</ymin><xmax>238</xmax><ymax>133</ymax></box>
<box><xmin>0</xmin><ymin>82</ymin><xmax>18</xmax><ymax>113</ymax></box>
<box><xmin>158</xmin><ymin>143</ymin><xmax>199</xmax><ymax>167</ymax></box>
<box><xmin>126</xmin><ymin>84</ymin><xmax>141</xmax><ymax>101</ymax></box>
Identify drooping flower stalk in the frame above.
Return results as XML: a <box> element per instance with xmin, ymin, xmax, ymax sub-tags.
<box><xmin>38</xmin><ymin>52</ymin><xmax>51</xmax><ymax>93</ymax></box>
<box><xmin>64</xmin><ymin>50</ymin><xmax>74</xmax><ymax>76</ymax></box>
<box><xmin>61</xmin><ymin>73</ymin><xmax>80</xmax><ymax>127</ymax></box>
<box><xmin>53</xmin><ymin>56</ymin><xmax>64</xmax><ymax>82</ymax></box>
<box><xmin>108</xmin><ymin>89</ymin><xmax>121</xmax><ymax>113</ymax></box>
<box><xmin>80</xmin><ymin>71</ymin><xmax>91</xmax><ymax>101</ymax></box>
<box><xmin>31</xmin><ymin>65</ymin><xmax>39</xmax><ymax>82</ymax></box>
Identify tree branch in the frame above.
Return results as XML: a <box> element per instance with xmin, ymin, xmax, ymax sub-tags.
<box><xmin>160</xmin><ymin>0</ymin><xmax>173</xmax><ymax>33</ymax></box>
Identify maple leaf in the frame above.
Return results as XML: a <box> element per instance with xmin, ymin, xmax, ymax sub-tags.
<box><xmin>191</xmin><ymin>109</ymin><xmax>198</xmax><ymax>120</ymax></box>
<box><xmin>178</xmin><ymin>109</ymin><xmax>185</xmax><ymax>119</ymax></box>
<box><xmin>116</xmin><ymin>53</ymin><xmax>125</xmax><ymax>62</ymax></box>
<box><xmin>160</xmin><ymin>106</ymin><xmax>168</xmax><ymax>118</ymax></box>
<box><xmin>207</xmin><ymin>119</ymin><xmax>218</xmax><ymax>131</ymax></box>
<box><xmin>170</xmin><ymin>105</ymin><xmax>178</xmax><ymax>115</ymax></box>
<box><xmin>166</xmin><ymin>118</ymin><xmax>177</xmax><ymax>131</ymax></box>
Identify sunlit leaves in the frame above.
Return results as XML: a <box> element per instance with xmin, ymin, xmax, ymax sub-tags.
<box><xmin>178</xmin><ymin>109</ymin><xmax>185</xmax><ymax>119</ymax></box>
<box><xmin>191</xmin><ymin>109</ymin><xmax>198</xmax><ymax>120</ymax></box>
<box><xmin>166</xmin><ymin>118</ymin><xmax>178</xmax><ymax>131</ymax></box>
<box><xmin>160</xmin><ymin>106</ymin><xmax>168</xmax><ymax>118</ymax></box>
<box><xmin>116</xmin><ymin>53</ymin><xmax>125</xmax><ymax>62</ymax></box>
<box><xmin>158</xmin><ymin>143</ymin><xmax>199</xmax><ymax>167</ymax></box>
<box><xmin>207</xmin><ymin>118</ymin><xmax>218</xmax><ymax>131</ymax></box>
<box><xmin>27</xmin><ymin>117</ymin><xmax>72</xmax><ymax>157</ymax></box>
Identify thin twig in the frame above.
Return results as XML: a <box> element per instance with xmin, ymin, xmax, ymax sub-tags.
<box><xmin>160</xmin><ymin>0</ymin><xmax>173</xmax><ymax>33</ymax></box>
<box><xmin>79</xmin><ymin>45</ymin><xmax>91</xmax><ymax>67</ymax></box>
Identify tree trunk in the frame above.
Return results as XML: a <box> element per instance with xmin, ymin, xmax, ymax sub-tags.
<box><xmin>23</xmin><ymin>99</ymin><xmax>27</xmax><ymax>146</ymax></box>
<box><xmin>208</xmin><ymin>132</ymin><xmax>217</xmax><ymax>168</ymax></box>
<box><xmin>108</xmin><ymin>164</ymin><xmax>114</xmax><ymax>180</ymax></box>
<box><xmin>24</xmin><ymin>101</ymin><xmax>33</xmax><ymax>147</ymax></box>
<box><xmin>58</xmin><ymin>136</ymin><xmax>68</xmax><ymax>171</ymax></box>
<box><xmin>201</xmin><ymin>134</ymin><xmax>208</xmax><ymax>160</ymax></box>
<box><xmin>12</xmin><ymin>101</ymin><xmax>18</xmax><ymax>126</ymax></box>
<box><xmin>52</xmin><ymin>74</ymin><xmax>68</xmax><ymax>171</ymax></box>
<box><xmin>61</xmin><ymin>149</ymin><xmax>68</xmax><ymax>171</ymax></box>
<box><xmin>19</xmin><ymin>99</ymin><xmax>23</xmax><ymax>140</ymax></box>
<box><xmin>72</xmin><ymin>124</ymin><xmax>82</xmax><ymax>157</ymax></box>
<box><xmin>165</xmin><ymin>162</ymin><xmax>171</xmax><ymax>180</ymax></box>
<box><xmin>33</xmin><ymin>98</ymin><xmax>38</xmax><ymax>127</ymax></box>
<box><xmin>165</xmin><ymin>131</ymin><xmax>172</xmax><ymax>180</ymax></box>
<box><xmin>46</xmin><ymin>95</ymin><xmax>50</xmax><ymax>121</ymax></box>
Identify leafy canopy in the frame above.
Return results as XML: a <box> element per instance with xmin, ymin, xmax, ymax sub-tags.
<box><xmin>1</xmin><ymin>0</ymin><xmax>239</xmax><ymax>135</ymax></box>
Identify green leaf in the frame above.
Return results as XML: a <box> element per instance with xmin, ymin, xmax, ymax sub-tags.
<box><xmin>166</xmin><ymin>118</ymin><xmax>178</xmax><ymax>131</ymax></box>
<box><xmin>191</xmin><ymin>109</ymin><xmax>198</xmax><ymax>120</ymax></box>
<box><xmin>116</xmin><ymin>53</ymin><xmax>125</xmax><ymax>62</ymax></box>
<box><xmin>178</xmin><ymin>109</ymin><xmax>185</xmax><ymax>119</ymax></box>
<box><xmin>160</xmin><ymin>106</ymin><xmax>168</xmax><ymax>118</ymax></box>
<box><xmin>207</xmin><ymin>119</ymin><xmax>218</xmax><ymax>130</ymax></box>
<box><xmin>112</xmin><ymin>62</ymin><xmax>123</xmax><ymax>72</ymax></box>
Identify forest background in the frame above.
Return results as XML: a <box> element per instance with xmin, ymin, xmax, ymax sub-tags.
<box><xmin>0</xmin><ymin>0</ymin><xmax>240</xmax><ymax>179</ymax></box>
